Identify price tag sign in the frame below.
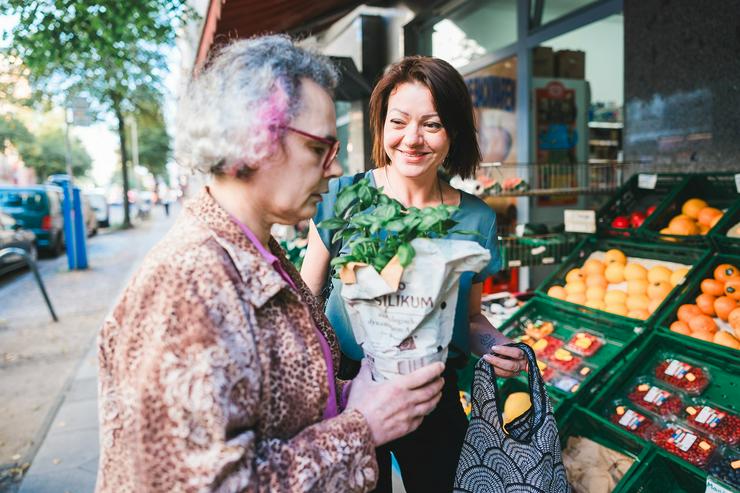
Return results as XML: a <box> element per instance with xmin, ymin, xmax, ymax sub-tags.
<box><xmin>706</xmin><ymin>476</ymin><xmax>735</xmax><ymax>493</ymax></box>
<box><xmin>735</xmin><ymin>173</ymin><xmax>740</xmax><ymax>193</ymax></box>
<box><xmin>638</xmin><ymin>173</ymin><xmax>658</xmax><ymax>189</ymax></box>
<box><xmin>564</xmin><ymin>210</ymin><xmax>596</xmax><ymax>233</ymax></box>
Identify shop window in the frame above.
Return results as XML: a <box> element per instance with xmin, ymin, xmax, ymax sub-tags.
<box><xmin>535</xmin><ymin>0</ymin><xmax>600</xmax><ymax>27</ymax></box>
<box><xmin>335</xmin><ymin>101</ymin><xmax>365</xmax><ymax>176</ymax></box>
<box><xmin>427</xmin><ymin>0</ymin><xmax>517</xmax><ymax>68</ymax></box>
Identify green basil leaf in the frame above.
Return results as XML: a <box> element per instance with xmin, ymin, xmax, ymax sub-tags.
<box><xmin>334</xmin><ymin>189</ymin><xmax>357</xmax><ymax>216</ymax></box>
<box><xmin>397</xmin><ymin>242</ymin><xmax>415</xmax><ymax>267</ymax></box>
<box><xmin>317</xmin><ymin>217</ymin><xmax>347</xmax><ymax>230</ymax></box>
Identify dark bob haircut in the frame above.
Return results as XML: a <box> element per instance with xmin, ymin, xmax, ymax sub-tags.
<box><xmin>368</xmin><ymin>56</ymin><xmax>481</xmax><ymax>179</ymax></box>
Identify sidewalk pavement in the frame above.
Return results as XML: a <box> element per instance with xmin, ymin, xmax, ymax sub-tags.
<box><xmin>19</xmin><ymin>342</ymin><xmax>99</xmax><ymax>492</ymax></box>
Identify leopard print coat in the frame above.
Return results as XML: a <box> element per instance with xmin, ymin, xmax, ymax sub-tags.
<box><xmin>96</xmin><ymin>189</ymin><xmax>378</xmax><ymax>492</ymax></box>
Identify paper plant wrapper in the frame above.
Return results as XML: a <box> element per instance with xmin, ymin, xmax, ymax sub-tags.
<box><xmin>341</xmin><ymin>238</ymin><xmax>490</xmax><ymax>380</ymax></box>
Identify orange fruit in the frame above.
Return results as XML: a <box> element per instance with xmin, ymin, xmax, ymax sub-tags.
<box><xmin>691</xmin><ymin>330</ymin><xmax>714</xmax><ymax>342</ymax></box>
<box><xmin>582</xmin><ymin>259</ymin><xmax>606</xmax><ymax>276</ymax></box>
<box><xmin>566</xmin><ymin>268</ymin><xmax>584</xmax><ymax>283</ymax></box>
<box><xmin>660</xmin><ymin>227</ymin><xmax>677</xmax><ymax>240</ymax></box>
<box><xmin>566</xmin><ymin>293</ymin><xmax>586</xmax><ymax>304</ymax></box>
<box><xmin>604</xmin><ymin>249</ymin><xmax>627</xmax><ymax>265</ymax></box>
<box><xmin>604</xmin><ymin>263</ymin><xmax>625</xmax><ymax>284</ymax></box>
<box><xmin>670</xmin><ymin>268</ymin><xmax>689</xmax><ymax>287</ymax></box>
<box><xmin>695</xmin><ymin>293</ymin><xmax>716</xmax><ymax>316</ymax></box>
<box><xmin>647</xmin><ymin>266</ymin><xmax>672</xmax><ymax>284</ymax></box>
<box><xmin>585</xmin><ymin>286</ymin><xmax>606</xmax><ymax>301</ymax></box>
<box><xmin>547</xmin><ymin>285</ymin><xmax>567</xmax><ymax>300</ymax></box>
<box><xmin>565</xmin><ymin>281</ymin><xmax>586</xmax><ymax>295</ymax></box>
<box><xmin>627</xmin><ymin>279</ymin><xmax>649</xmax><ymax>295</ymax></box>
<box><xmin>624</xmin><ymin>263</ymin><xmax>648</xmax><ymax>281</ymax></box>
<box><xmin>714</xmin><ymin>264</ymin><xmax>738</xmax><ymax>282</ymax></box>
<box><xmin>689</xmin><ymin>314</ymin><xmax>718</xmax><ymax>334</ymax></box>
<box><xmin>699</xmin><ymin>223</ymin><xmax>710</xmax><ymax>235</ymax></box>
<box><xmin>585</xmin><ymin>275</ymin><xmax>608</xmax><ymax>289</ymax></box>
<box><xmin>605</xmin><ymin>304</ymin><xmax>628</xmax><ymax>316</ymax></box>
<box><xmin>682</xmin><ymin>198</ymin><xmax>708</xmax><ymax>219</ymax></box>
<box><xmin>668</xmin><ymin>216</ymin><xmax>700</xmax><ymax>235</ymax></box>
<box><xmin>585</xmin><ymin>300</ymin><xmax>605</xmax><ymax>311</ymax></box>
<box><xmin>647</xmin><ymin>281</ymin><xmax>672</xmax><ymax>300</ymax></box>
<box><xmin>627</xmin><ymin>309</ymin><xmax>649</xmax><ymax>320</ymax></box>
<box><xmin>670</xmin><ymin>320</ymin><xmax>691</xmax><ymax>335</ymax></box>
<box><xmin>626</xmin><ymin>294</ymin><xmax>650</xmax><ymax>311</ymax></box>
<box><xmin>724</xmin><ymin>278</ymin><xmax>740</xmax><ymax>300</ymax></box>
<box><xmin>697</xmin><ymin>207</ymin><xmax>722</xmax><ymax>227</ymax></box>
<box><xmin>648</xmin><ymin>298</ymin><xmax>662</xmax><ymax>314</ymax></box>
<box><xmin>729</xmin><ymin>307</ymin><xmax>740</xmax><ymax>329</ymax></box>
<box><xmin>677</xmin><ymin>304</ymin><xmax>703</xmax><ymax>322</ymax></box>
<box><xmin>714</xmin><ymin>331</ymin><xmax>740</xmax><ymax>349</ymax></box>
<box><xmin>604</xmin><ymin>290</ymin><xmax>627</xmax><ymax>305</ymax></box>
<box><xmin>714</xmin><ymin>296</ymin><xmax>737</xmax><ymax>321</ymax></box>
<box><xmin>701</xmin><ymin>278</ymin><xmax>725</xmax><ymax>296</ymax></box>
<box><xmin>710</xmin><ymin>214</ymin><xmax>723</xmax><ymax>228</ymax></box>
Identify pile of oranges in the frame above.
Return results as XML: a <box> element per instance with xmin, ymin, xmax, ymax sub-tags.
<box><xmin>670</xmin><ymin>263</ymin><xmax>740</xmax><ymax>349</ymax></box>
<box><xmin>661</xmin><ymin>198</ymin><xmax>724</xmax><ymax>236</ymax></box>
<box><xmin>547</xmin><ymin>249</ymin><xmax>688</xmax><ymax>320</ymax></box>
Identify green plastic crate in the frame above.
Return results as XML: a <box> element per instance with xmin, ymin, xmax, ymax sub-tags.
<box><xmin>655</xmin><ymin>253</ymin><xmax>740</xmax><ymax>357</ymax></box>
<box><xmin>589</xmin><ymin>331</ymin><xmax>740</xmax><ymax>419</ymax></box>
<box><xmin>535</xmin><ymin>237</ymin><xmax>710</xmax><ymax>329</ymax></box>
<box><xmin>640</xmin><ymin>173</ymin><xmax>740</xmax><ymax>247</ymax></box>
<box><xmin>557</xmin><ymin>406</ymin><xmax>650</xmax><ymax>492</ymax></box>
<box><xmin>617</xmin><ymin>451</ymin><xmax>707</xmax><ymax>493</ymax></box>
<box><xmin>586</xmin><ymin>331</ymin><xmax>740</xmax><ymax>488</ymax></box>
<box><xmin>457</xmin><ymin>298</ymin><xmax>642</xmax><ymax>408</ymax></box>
<box><xmin>597</xmin><ymin>173</ymin><xmax>687</xmax><ymax>239</ymax></box>
<box><xmin>710</xmin><ymin>200</ymin><xmax>740</xmax><ymax>255</ymax></box>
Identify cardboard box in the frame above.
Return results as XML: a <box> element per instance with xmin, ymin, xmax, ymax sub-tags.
<box><xmin>533</xmin><ymin>46</ymin><xmax>555</xmax><ymax>77</ymax></box>
<box><xmin>556</xmin><ymin>50</ymin><xmax>585</xmax><ymax>79</ymax></box>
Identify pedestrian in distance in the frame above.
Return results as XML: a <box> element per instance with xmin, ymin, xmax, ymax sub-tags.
<box><xmin>96</xmin><ymin>36</ymin><xmax>445</xmax><ymax>493</ymax></box>
<box><xmin>301</xmin><ymin>55</ymin><xmax>528</xmax><ymax>492</ymax></box>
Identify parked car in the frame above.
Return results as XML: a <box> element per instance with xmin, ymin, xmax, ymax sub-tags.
<box><xmin>0</xmin><ymin>211</ymin><xmax>37</xmax><ymax>275</ymax></box>
<box><xmin>0</xmin><ymin>185</ymin><xmax>65</xmax><ymax>256</ymax></box>
<box><xmin>80</xmin><ymin>193</ymin><xmax>98</xmax><ymax>237</ymax></box>
<box><xmin>85</xmin><ymin>191</ymin><xmax>110</xmax><ymax>228</ymax></box>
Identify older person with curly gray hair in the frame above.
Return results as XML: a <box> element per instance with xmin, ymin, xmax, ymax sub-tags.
<box><xmin>96</xmin><ymin>35</ymin><xmax>445</xmax><ymax>493</ymax></box>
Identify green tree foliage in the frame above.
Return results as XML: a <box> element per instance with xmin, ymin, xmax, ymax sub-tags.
<box><xmin>127</xmin><ymin>92</ymin><xmax>171</xmax><ymax>181</ymax></box>
<box><xmin>2</xmin><ymin>0</ymin><xmax>192</xmax><ymax>227</ymax></box>
<box><xmin>0</xmin><ymin>114</ymin><xmax>32</xmax><ymax>148</ymax></box>
<box><xmin>16</xmin><ymin>125</ymin><xmax>92</xmax><ymax>181</ymax></box>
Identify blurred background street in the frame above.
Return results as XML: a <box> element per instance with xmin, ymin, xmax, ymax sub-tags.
<box><xmin>0</xmin><ymin>205</ymin><xmax>178</xmax><ymax>492</ymax></box>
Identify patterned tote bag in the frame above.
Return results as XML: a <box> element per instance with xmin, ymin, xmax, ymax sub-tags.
<box><xmin>454</xmin><ymin>342</ymin><xmax>570</xmax><ymax>493</ymax></box>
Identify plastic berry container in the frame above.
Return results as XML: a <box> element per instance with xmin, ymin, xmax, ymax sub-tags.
<box><xmin>546</xmin><ymin>348</ymin><xmax>583</xmax><ymax>373</ymax></box>
<box><xmin>524</xmin><ymin>319</ymin><xmax>555</xmax><ymax>340</ymax></box>
<box><xmin>549</xmin><ymin>372</ymin><xmax>581</xmax><ymax>394</ymax></box>
<box><xmin>536</xmin><ymin>359</ymin><xmax>555</xmax><ymax>382</ymax></box>
<box><xmin>653</xmin><ymin>357</ymin><xmax>710</xmax><ymax>396</ymax></box>
<box><xmin>608</xmin><ymin>401</ymin><xmax>658</xmax><ymax>440</ymax></box>
<box><xmin>565</xmin><ymin>331</ymin><xmax>604</xmax><ymax>357</ymax></box>
<box><xmin>682</xmin><ymin>402</ymin><xmax>740</xmax><ymax>446</ymax></box>
<box><xmin>529</xmin><ymin>335</ymin><xmax>563</xmax><ymax>359</ymax></box>
<box><xmin>652</xmin><ymin>423</ymin><xmax>718</xmax><ymax>469</ymax></box>
<box><xmin>707</xmin><ymin>447</ymin><xmax>740</xmax><ymax>489</ymax></box>
<box><xmin>627</xmin><ymin>380</ymin><xmax>683</xmax><ymax>417</ymax></box>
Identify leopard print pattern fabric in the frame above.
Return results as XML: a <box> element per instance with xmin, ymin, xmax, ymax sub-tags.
<box><xmin>96</xmin><ymin>188</ymin><xmax>378</xmax><ymax>493</ymax></box>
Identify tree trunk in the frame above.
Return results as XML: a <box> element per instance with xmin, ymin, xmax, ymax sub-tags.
<box><xmin>113</xmin><ymin>100</ymin><xmax>131</xmax><ymax>228</ymax></box>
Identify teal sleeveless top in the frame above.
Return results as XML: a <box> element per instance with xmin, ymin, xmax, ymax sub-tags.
<box><xmin>313</xmin><ymin>170</ymin><xmax>502</xmax><ymax>361</ymax></box>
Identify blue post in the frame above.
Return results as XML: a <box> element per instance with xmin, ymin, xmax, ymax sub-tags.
<box><xmin>72</xmin><ymin>188</ymin><xmax>88</xmax><ymax>269</ymax></box>
<box><xmin>61</xmin><ymin>181</ymin><xmax>77</xmax><ymax>270</ymax></box>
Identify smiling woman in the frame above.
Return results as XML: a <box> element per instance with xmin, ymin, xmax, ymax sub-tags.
<box><xmin>96</xmin><ymin>36</ymin><xmax>447</xmax><ymax>492</ymax></box>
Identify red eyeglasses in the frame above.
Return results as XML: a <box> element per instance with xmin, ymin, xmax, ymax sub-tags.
<box><xmin>283</xmin><ymin>126</ymin><xmax>340</xmax><ymax>170</ymax></box>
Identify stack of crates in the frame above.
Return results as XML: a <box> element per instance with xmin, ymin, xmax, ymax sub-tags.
<box><xmin>469</xmin><ymin>171</ymin><xmax>740</xmax><ymax>492</ymax></box>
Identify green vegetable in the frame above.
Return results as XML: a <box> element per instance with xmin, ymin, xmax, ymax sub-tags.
<box><xmin>318</xmin><ymin>178</ymin><xmax>481</xmax><ymax>276</ymax></box>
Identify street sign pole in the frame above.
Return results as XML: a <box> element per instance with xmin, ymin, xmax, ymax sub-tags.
<box><xmin>63</xmin><ymin>107</ymin><xmax>78</xmax><ymax>270</ymax></box>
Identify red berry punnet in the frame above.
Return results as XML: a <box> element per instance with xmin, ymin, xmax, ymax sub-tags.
<box><xmin>652</xmin><ymin>425</ymin><xmax>717</xmax><ymax>469</ymax></box>
<box><xmin>683</xmin><ymin>404</ymin><xmax>740</xmax><ymax>446</ymax></box>
<box><xmin>627</xmin><ymin>382</ymin><xmax>683</xmax><ymax>416</ymax></box>
<box><xmin>654</xmin><ymin>358</ymin><xmax>709</xmax><ymax>395</ymax></box>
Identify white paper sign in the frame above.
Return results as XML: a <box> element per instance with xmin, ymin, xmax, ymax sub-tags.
<box><xmin>564</xmin><ymin>210</ymin><xmax>596</xmax><ymax>233</ymax></box>
<box><xmin>706</xmin><ymin>476</ymin><xmax>736</xmax><ymax>493</ymax></box>
<box><xmin>735</xmin><ymin>173</ymin><xmax>740</xmax><ymax>193</ymax></box>
<box><xmin>638</xmin><ymin>173</ymin><xmax>658</xmax><ymax>189</ymax></box>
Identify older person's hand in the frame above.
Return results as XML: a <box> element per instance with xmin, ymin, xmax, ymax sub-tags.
<box><xmin>346</xmin><ymin>360</ymin><xmax>445</xmax><ymax>447</ymax></box>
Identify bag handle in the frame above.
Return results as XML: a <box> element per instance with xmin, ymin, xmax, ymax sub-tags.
<box><xmin>483</xmin><ymin>342</ymin><xmax>548</xmax><ymax>443</ymax></box>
